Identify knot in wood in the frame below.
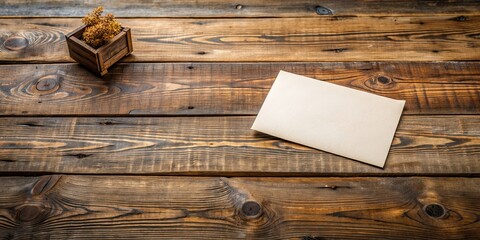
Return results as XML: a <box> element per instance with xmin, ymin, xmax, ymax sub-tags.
<box><xmin>366</xmin><ymin>74</ymin><xmax>396</xmax><ymax>90</ymax></box>
<box><xmin>3</xmin><ymin>36</ymin><xmax>29</xmax><ymax>51</ymax></box>
<box><xmin>423</xmin><ymin>203</ymin><xmax>447</xmax><ymax>219</ymax></box>
<box><xmin>376</xmin><ymin>75</ymin><xmax>392</xmax><ymax>85</ymax></box>
<box><xmin>241</xmin><ymin>201</ymin><xmax>262</xmax><ymax>218</ymax></box>
<box><xmin>454</xmin><ymin>16</ymin><xmax>468</xmax><ymax>22</ymax></box>
<box><xmin>16</xmin><ymin>204</ymin><xmax>46</xmax><ymax>222</ymax></box>
<box><xmin>235</xmin><ymin>4</ymin><xmax>243</xmax><ymax>10</ymax></box>
<box><xmin>315</xmin><ymin>6</ymin><xmax>333</xmax><ymax>15</ymax></box>
<box><xmin>36</xmin><ymin>77</ymin><xmax>58</xmax><ymax>91</ymax></box>
<box><xmin>34</xmin><ymin>75</ymin><xmax>61</xmax><ymax>95</ymax></box>
<box><xmin>302</xmin><ymin>237</ymin><xmax>326</xmax><ymax>240</ymax></box>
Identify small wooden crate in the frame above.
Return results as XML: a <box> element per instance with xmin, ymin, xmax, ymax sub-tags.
<box><xmin>66</xmin><ymin>25</ymin><xmax>133</xmax><ymax>76</ymax></box>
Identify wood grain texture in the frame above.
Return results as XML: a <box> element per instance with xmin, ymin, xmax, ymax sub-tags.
<box><xmin>1</xmin><ymin>62</ymin><xmax>479</xmax><ymax>116</ymax></box>
<box><xmin>0</xmin><ymin>175</ymin><xmax>478</xmax><ymax>239</ymax></box>
<box><xmin>1</xmin><ymin>16</ymin><xmax>479</xmax><ymax>63</ymax></box>
<box><xmin>0</xmin><ymin>116</ymin><xmax>478</xmax><ymax>176</ymax></box>
<box><xmin>2</xmin><ymin>0</ymin><xmax>480</xmax><ymax>17</ymax></box>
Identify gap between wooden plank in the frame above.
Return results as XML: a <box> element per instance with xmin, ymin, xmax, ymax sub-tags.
<box><xmin>0</xmin><ymin>171</ymin><xmax>478</xmax><ymax>178</ymax></box>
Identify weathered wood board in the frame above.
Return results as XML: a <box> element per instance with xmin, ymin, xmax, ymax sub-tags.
<box><xmin>0</xmin><ymin>176</ymin><xmax>478</xmax><ymax>239</ymax></box>
<box><xmin>0</xmin><ymin>116</ymin><xmax>478</xmax><ymax>176</ymax></box>
<box><xmin>1</xmin><ymin>16</ymin><xmax>479</xmax><ymax>63</ymax></box>
<box><xmin>1</xmin><ymin>1</ymin><xmax>479</xmax><ymax>239</ymax></box>
<box><xmin>1</xmin><ymin>62</ymin><xmax>479</xmax><ymax>116</ymax></box>
<box><xmin>2</xmin><ymin>0</ymin><xmax>480</xmax><ymax>17</ymax></box>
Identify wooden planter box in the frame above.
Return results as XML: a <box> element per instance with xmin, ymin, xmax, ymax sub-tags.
<box><xmin>66</xmin><ymin>25</ymin><xmax>133</xmax><ymax>76</ymax></box>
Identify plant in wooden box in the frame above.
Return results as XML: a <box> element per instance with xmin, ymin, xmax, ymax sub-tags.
<box><xmin>65</xmin><ymin>7</ymin><xmax>133</xmax><ymax>76</ymax></box>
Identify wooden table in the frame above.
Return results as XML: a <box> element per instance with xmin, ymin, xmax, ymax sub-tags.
<box><xmin>1</xmin><ymin>1</ymin><xmax>479</xmax><ymax>239</ymax></box>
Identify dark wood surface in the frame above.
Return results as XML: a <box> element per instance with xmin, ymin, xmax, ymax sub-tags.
<box><xmin>1</xmin><ymin>16</ymin><xmax>480</xmax><ymax>63</ymax></box>
<box><xmin>0</xmin><ymin>1</ymin><xmax>479</xmax><ymax>239</ymax></box>
<box><xmin>1</xmin><ymin>62</ymin><xmax>479</xmax><ymax>116</ymax></box>
<box><xmin>0</xmin><ymin>176</ymin><xmax>478</xmax><ymax>239</ymax></box>
<box><xmin>3</xmin><ymin>0</ymin><xmax>480</xmax><ymax>17</ymax></box>
<box><xmin>0</xmin><ymin>116</ymin><xmax>479</xmax><ymax>176</ymax></box>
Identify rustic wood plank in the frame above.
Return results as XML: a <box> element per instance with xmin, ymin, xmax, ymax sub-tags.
<box><xmin>2</xmin><ymin>0</ymin><xmax>480</xmax><ymax>17</ymax></box>
<box><xmin>0</xmin><ymin>175</ymin><xmax>478</xmax><ymax>239</ymax></box>
<box><xmin>1</xmin><ymin>62</ymin><xmax>479</xmax><ymax>116</ymax></box>
<box><xmin>0</xmin><ymin>116</ymin><xmax>478</xmax><ymax>176</ymax></box>
<box><xmin>1</xmin><ymin>16</ymin><xmax>479</xmax><ymax>63</ymax></box>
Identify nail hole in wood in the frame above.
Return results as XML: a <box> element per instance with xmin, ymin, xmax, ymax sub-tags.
<box><xmin>187</xmin><ymin>106</ymin><xmax>195</xmax><ymax>110</ymax></box>
<box><xmin>423</xmin><ymin>203</ymin><xmax>446</xmax><ymax>218</ymax></box>
<box><xmin>315</xmin><ymin>6</ymin><xmax>333</xmax><ymax>15</ymax></box>
<box><xmin>241</xmin><ymin>201</ymin><xmax>262</xmax><ymax>218</ymax></box>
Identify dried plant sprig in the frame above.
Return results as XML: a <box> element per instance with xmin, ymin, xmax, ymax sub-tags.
<box><xmin>81</xmin><ymin>7</ymin><xmax>122</xmax><ymax>48</ymax></box>
<box><xmin>81</xmin><ymin>6</ymin><xmax>103</xmax><ymax>26</ymax></box>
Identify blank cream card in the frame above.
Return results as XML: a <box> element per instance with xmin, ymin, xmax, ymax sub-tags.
<box><xmin>251</xmin><ymin>71</ymin><xmax>405</xmax><ymax>168</ymax></box>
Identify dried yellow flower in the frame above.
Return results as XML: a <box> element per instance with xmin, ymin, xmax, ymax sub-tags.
<box><xmin>81</xmin><ymin>7</ymin><xmax>122</xmax><ymax>48</ymax></box>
